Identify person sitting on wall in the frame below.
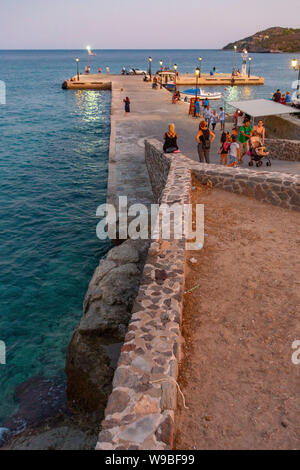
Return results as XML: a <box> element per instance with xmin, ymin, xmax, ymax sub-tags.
<box><xmin>163</xmin><ymin>123</ymin><xmax>180</xmax><ymax>153</ymax></box>
<box><xmin>272</xmin><ymin>89</ymin><xmax>281</xmax><ymax>102</ymax></box>
<box><xmin>286</xmin><ymin>91</ymin><xmax>292</xmax><ymax>103</ymax></box>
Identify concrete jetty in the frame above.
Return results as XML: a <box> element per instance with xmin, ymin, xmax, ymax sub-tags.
<box><xmin>62</xmin><ymin>72</ymin><xmax>264</xmax><ymax>90</ymax></box>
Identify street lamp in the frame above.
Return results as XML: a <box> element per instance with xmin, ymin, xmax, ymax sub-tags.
<box><xmin>160</xmin><ymin>60</ymin><xmax>163</xmax><ymax>88</ymax></box>
<box><xmin>195</xmin><ymin>67</ymin><xmax>200</xmax><ymax>117</ymax></box>
<box><xmin>148</xmin><ymin>57</ymin><xmax>152</xmax><ymax>80</ymax></box>
<box><xmin>291</xmin><ymin>58</ymin><xmax>300</xmax><ymax>99</ymax></box>
<box><xmin>198</xmin><ymin>57</ymin><xmax>202</xmax><ymax>77</ymax></box>
<box><xmin>248</xmin><ymin>57</ymin><xmax>252</xmax><ymax>78</ymax></box>
<box><xmin>174</xmin><ymin>64</ymin><xmax>178</xmax><ymax>91</ymax></box>
<box><xmin>233</xmin><ymin>45</ymin><xmax>237</xmax><ymax>73</ymax></box>
<box><xmin>87</xmin><ymin>45</ymin><xmax>91</xmax><ymax>68</ymax></box>
<box><xmin>75</xmin><ymin>57</ymin><xmax>80</xmax><ymax>81</ymax></box>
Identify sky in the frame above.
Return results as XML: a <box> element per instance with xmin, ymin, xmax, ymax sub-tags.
<box><xmin>0</xmin><ymin>0</ymin><xmax>299</xmax><ymax>49</ymax></box>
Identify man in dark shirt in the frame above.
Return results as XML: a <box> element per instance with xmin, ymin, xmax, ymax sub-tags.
<box><xmin>272</xmin><ymin>89</ymin><xmax>281</xmax><ymax>102</ymax></box>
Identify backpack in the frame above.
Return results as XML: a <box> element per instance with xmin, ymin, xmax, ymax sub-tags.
<box><xmin>202</xmin><ymin>129</ymin><xmax>211</xmax><ymax>150</ymax></box>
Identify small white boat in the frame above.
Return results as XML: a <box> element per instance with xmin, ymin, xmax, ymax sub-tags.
<box><xmin>292</xmin><ymin>95</ymin><xmax>300</xmax><ymax>108</ymax></box>
<box><xmin>181</xmin><ymin>88</ymin><xmax>223</xmax><ymax>101</ymax></box>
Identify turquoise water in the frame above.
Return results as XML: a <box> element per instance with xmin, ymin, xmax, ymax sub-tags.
<box><xmin>0</xmin><ymin>50</ymin><xmax>298</xmax><ymax>426</ymax></box>
<box><xmin>0</xmin><ymin>51</ymin><xmax>111</xmax><ymax>423</ymax></box>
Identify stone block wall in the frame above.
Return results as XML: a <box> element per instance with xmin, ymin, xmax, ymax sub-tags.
<box><xmin>265</xmin><ymin>138</ymin><xmax>300</xmax><ymax>162</ymax></box>
<box><xmin>96</xmin><ymin>144</ymin><xmax>191</xmax><ymax>450</ymax></box>
<box><xmin>96</xmin><ymin>140</ymin><xmax>300</xmax><ymax>451</ymax></box>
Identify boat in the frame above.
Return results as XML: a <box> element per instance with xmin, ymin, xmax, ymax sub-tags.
<box><xmin>180</xmin><ymin>88</ymin><xmax>223</xmax><ymax>101</ymax></box>
<box><xmin>291</xmin><ymin>95</ymin><xmax>300</xmax><ymax>109</ymax></box>
<box><xmin>165</xmin><ymin>81</ymin><xmax>176</xmax><ymax>90</ymax></box>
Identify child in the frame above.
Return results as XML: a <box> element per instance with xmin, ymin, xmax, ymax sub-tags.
<box><xmin>228</xmin><ymin>136</ymin><xmax>240</xmax><ymax>167</ymax></box>
<box><xmin>204</xmin><ymin>106</ymin><xmax>211</xmax><ymax>128</ymax></box>
<box><xmin>219</xmin><ymin>133</ymin><xmax>231</xmax><ymax>166</ymax></box>
<box><xmin>219</xmin><ymin>107</ymin><xmax>225</xmax><ymax>131</ymax></box>
<box><xmin>211</xmin><ymin>109</ymin><xmax>218</xmax><ymax>131</ymax></box>
<box><xmin>195</xmin><ymin>99</ymin><xmax>201</xmax><ymax>117</ymax></box>
<box><xmin>250</xmin><ymin>131</ymin><xmax>269</xmax><ymax>158</ymax></box>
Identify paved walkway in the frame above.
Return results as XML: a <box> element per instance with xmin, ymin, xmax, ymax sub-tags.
<box><xmin>106</xmin><ymin>75</ymin><xmax>300</xmax><ymax>209</ymax></box>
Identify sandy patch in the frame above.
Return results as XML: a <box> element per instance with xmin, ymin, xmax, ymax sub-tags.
<box><xmin>175</xmin><ymin>182</ymin><xmax>300</xmax><ymax>450</ymax></box>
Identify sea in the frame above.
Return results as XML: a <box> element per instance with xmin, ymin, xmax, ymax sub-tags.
<box><xmin>0</xmin><ymin>49</ymin><xmax>298</xmax><ymax>430</ymax></box>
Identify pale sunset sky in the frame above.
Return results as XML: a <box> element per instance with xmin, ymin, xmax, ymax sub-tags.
<box><xmin>0</xmin><ymin>0</ymin><xmax>299</xmax><ymax>49</ymax></box>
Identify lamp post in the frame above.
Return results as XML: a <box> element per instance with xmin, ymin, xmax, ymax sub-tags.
<box><xmin>198</xmin><ymin>57</ymin><xmax>202</xmax><ymax>77</ymax></box>
<box><xmin>87</xmin><ymin>46</ymin><xmax>91</xmax><ymax>68</ymax></box>
<box><xmin>291</xmin><ymin>59</ymin><xmax>300</xmax><ymax>99</ymax></box>
<box><xmin>233</xmin><ymin>45</ymin><xmax>237</xmax><ymax>73</ymax></box>
<box><xmin>160</xmin><ymin>60</ymin><xmax>163</xmax><ymax>88</ymax></box>
<box><xmin>174</xmin><ymin>64</ymin><xmax>178</xmax><ymax>91</ymax></box>
<box><xmin>75</xmin><ymin>57</ymin><xmax>80</xmax><ymax>81</ymax></box>
<box><xmin>195</xmin><ymin>67</ymin><xmax>200</xmax><ymax>117</ymax></box>
<box><xmin>248</xmin><ymin>57</ymin><xmax>252</xmax><ymax>78</ymax></box>
<box><xmin>148</xmin><ymin>57</ymin><xmax>152</xmax><ymax>81</ymax></box>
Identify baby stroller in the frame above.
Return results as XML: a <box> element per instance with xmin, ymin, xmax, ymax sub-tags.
<box><xmin>248</xmin><ymin>140</ymin><xmax>272</xmax><ymax>168</ymax></box>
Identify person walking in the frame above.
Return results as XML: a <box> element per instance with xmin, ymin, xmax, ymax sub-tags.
<box><xmin>211</xmin><ymin>109</ymin><xmax>218</xmax><ymax>131</ymax></box>
<box><xmin>123</xmin><ymin>96</ymin><xmax>130</xmax><ymax>114</ymax></box>
<box><xmin>238</xmin><ymin>118</ymin><xmax>252</xmax><ymax>162</ymax></box>
<box><xmin>219</xmin><ymin>107</ymin><xmax>225</xmax><ymax>131</ymax></box>
<box><xmin>252</xmin><ymin>119</ymin><xmax>265</xmax><ymax>144</ymax></box>
<box><xmin>196</xmin><ymin>120</ymin><xmax>215</xmax><ymax>164</ymax></box>
<box><xmin>194</xmin><ymin>99</ymin><xmax>201</xmax><ymax>118</ymax></box>
<box><xmin>204</xmin><ymin>106</ymin><xmax>211</xmax><ymax>128</ymax></box>
<box><xmin>219</xmin><ymin>132</ymin><xmax>231</xmax><ymax>166</ymax></box>
<box><xmin>228</xmin><ymin>136</ymin><xmax>241</xmax><ymax>167</ymax></box>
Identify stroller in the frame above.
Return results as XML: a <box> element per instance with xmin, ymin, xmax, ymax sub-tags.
<box><xmin>248</xmin><ymin>140</ymin><xmax>272</xmax><ymax>168</ymax></box>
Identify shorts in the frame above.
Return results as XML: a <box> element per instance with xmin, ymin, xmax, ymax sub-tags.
<box><xmin>228</xmin><ymin>154</ymin><xmax>238</xmax><ymax>165</ymax></box>
<box><xmin>239</xmin><ymin>141</ymin><xmax>249</xmax><ymax>155</ymax></box>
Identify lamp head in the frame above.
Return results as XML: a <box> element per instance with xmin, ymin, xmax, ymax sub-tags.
<box><xmin>291</xmin><ymin>58</ymin><xmax>298</xmax><ymax>69</ymax></box>
<box><xmin>160</xmin><ymin>60</ymin><xmax>163</xmax><ymax>66</ymax></box>
<box><xmin>75</xmin><ymin>58</ymin><xmax>79</xmax><ymax>63</ymax></box>
<box><xmin>86</xmin><ymin>45</ymin><xmax>91</xmax><ymax>51</ymax></box>
<box><xmin>198</xmin><ymin>57</ymin><xmax>202</xmax><ymax>62</ymax></box>
<box><xmin>195</xmin><ymin>67</ymin><xmax>200</xmax><ymax>77</ymax></box>
<box><xmin>149</xmin><ymin>57</ymin><xmax>152</xmax><ymax>63</ymax></box>
<box><xmin>174</xmin><ymin>63</ymin><xmax>177</xmax><ymax>71</ymax></box>
<box><xmin>249</xmin><ymin>57</ymin><xmax>252</xmax><ymax>62</ymax></box>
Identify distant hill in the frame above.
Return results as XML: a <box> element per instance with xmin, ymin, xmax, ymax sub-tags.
<box><xmin>223</xmin><ymin>27</ymin><xmax>300</xmax><ymax>53</ymax></box>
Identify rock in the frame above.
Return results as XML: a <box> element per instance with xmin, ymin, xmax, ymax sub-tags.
<box><xmin>119</xmin><ymin>414</ymin><xmax>161</xmax><ymax>444</ymax></box>
<box><xmin>65</xmin><ymin>331</ymin><xmax>114</xmax><ymax>413</ymax></box>
<box><xmin>105</xmin><ymin>390</ymin><xmax>130</xmax><ymax>415</ymax></box>
<box><xmin>65</xmin><ymin>239</ymin><xmax>150</xmax><ymax>415</ymax></box>
<box><xmin>100</xmin><ymin>264</ymin><xmax>141</xmax><ymax>306</ymax></box>
<box><xmin>107</xmin><ymin>242</ymin><xmax>140</xmax><ymax>264</ymax></box>
<box><xmin>134</xmin><ymin>395</ymin><xmax>159</xmax><ymax>415</ymax></box>
<box><xmin>3</xmin><ymin>376</ymin><xmax>68</xmax><ymax>434</ymax></box>
<box><xmin>2</xmin><ymin>426</ymin><xmax>96</xmax><ymax>450</ymax></box>
<box><xmin>156</xmin><ymin>413</ymin><xmax>174</xmax><ymax>446</ymax></box>
<box><xmin>161</xmin><ymin>382</ymin><xmax>177</xmax><ymax>411</ymax></box>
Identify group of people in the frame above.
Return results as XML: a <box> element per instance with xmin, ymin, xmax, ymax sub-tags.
<box><xmin>272</xmin><ymin>89</ymin><xmax>292</xmax><ymax>105</ymax></box>
<box><xmin>163</xmin><ymin>115</ymin><xmax>269</xmax><ymax>168</ymax></box>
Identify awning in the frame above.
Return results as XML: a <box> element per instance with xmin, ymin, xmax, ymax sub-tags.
<box><xmin>226</xmin><ymin>99</ymin><xmax>296</xmax><ymax>118</ymax></box>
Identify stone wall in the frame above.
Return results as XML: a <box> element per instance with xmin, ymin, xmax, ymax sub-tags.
<box><xmin>96</xmin><ymin>139</ymin><xmax>300</xmax><ymax>451</ymax></box>
<box><xmin>264</xmin><ymin>114</ymin><xmax>300</xmax><ymax>140</ymax></box>
<box><xmin>96</xmin><ymin>143</ymin><xmax>191</xmax><ymax>450</ymax></box>
<box><xmin>265</xmin><ymin>138</ymin><xmax>300</xmax><ymax>161</ymax></box>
